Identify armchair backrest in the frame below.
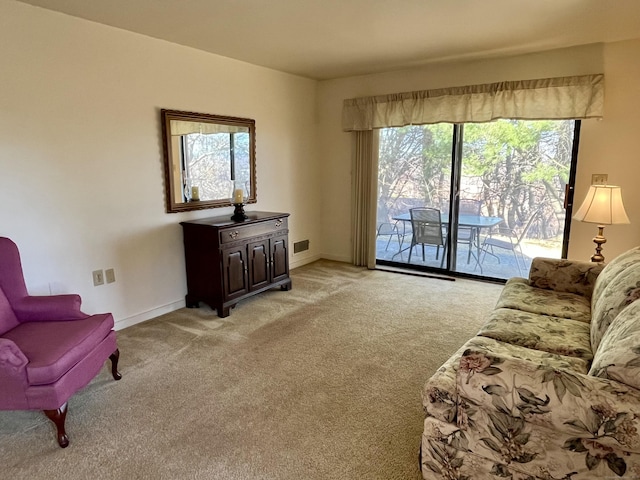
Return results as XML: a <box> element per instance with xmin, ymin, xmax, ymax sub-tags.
<box><xmin>0</xmin><ymin>237</ymin><xmax>29</xmax><ymax>306</ymax></box>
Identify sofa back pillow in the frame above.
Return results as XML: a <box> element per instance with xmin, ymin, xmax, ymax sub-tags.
<box><xmin>0</xmin><ymin>287</ymin><xmax>19</xmax><ymax>336</ymax></box>
<box><xmin>528</xmin><ymin>257</ymin><xmax>603</xmax><ymax>298</ymax></box>
<box><xmin>591</xmin><ymin>246</ymin><xmax>640</xmax><ymax>352</ymax></box>
<box><xmin>590</xmin><ymin>299</ymin><xmax>640</xmax><ymax>389</ymax></box>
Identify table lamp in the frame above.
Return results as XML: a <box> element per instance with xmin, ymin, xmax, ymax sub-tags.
<box><xmin>573</xmin><ymin>184</ymin><xmax>630</xmax><ymax>262</ymax></box>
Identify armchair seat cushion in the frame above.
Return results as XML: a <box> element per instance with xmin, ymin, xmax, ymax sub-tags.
<box><xmin>3</xmin><ymin>313</ymin><xmax>114</xmax><ymax>385</ymax></box>
<box><xmin>495</xmin><ymin>277</ymin><xmax>592</xmax><ymax>322</ymax></box>
<box><xmin>478</xmin><ymin>308</ymin><xmax>593</xmax><ymax>360</ymax></box>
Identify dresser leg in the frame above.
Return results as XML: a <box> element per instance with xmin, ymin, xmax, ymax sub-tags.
<box><xmin>185</xmin><ymin>294</ymin><xmax>199</xmax><ymax>308</ymax></box>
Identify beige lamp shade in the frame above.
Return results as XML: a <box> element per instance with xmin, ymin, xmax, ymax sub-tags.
<box><xmin>573</xmin><ymin>185</ymin><xmax>630</xmax><ymax>225</ymax></box>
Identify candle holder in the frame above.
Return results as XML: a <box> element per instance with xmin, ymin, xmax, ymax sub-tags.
<box><xmin>231</xmin><ymin>203</ymin><xmax>248</xmax><ymax>222</ymax></box>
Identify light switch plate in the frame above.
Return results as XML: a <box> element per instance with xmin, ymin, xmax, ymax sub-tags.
<box><xmin>591</xmin><ymin>173</ymin><xmax>608</xmax><ymax>185</ymax></box>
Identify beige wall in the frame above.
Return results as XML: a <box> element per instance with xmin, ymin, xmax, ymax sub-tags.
<box><xmin>572</xmin><ymin>39</ymin><xmax>640</xmax><ymax>260</ymax></box>
<box><xmin>0</xmin><ymin>1</ymin><xmax>321</xmax><ymax>328</ymax></box>
<box><xmin>317</xmin><ymin>41</ymin><xmax>640</xmax><ymax>264</ymax></box>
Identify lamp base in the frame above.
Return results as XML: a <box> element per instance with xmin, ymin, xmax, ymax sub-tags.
<box><xmin>231</xmin><ymin>203</ymin><xmax>248</xmax><ymax>222</ymax></box>
<box><xmin>590</xmin><ymin>225</ymin><xmax>606</xmax><ymax>263</ymax></box>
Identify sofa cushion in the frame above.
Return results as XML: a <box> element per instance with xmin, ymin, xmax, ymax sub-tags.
<box><xmin>478</xmin><ymin>308</ymin><xmax>592</xmax><ymax>359</ymax></box>
<box><xmin>0</xmin><ymin>288</ymin><xmax>19</xmax><ymax>336</ymax></box>
<box><xmin>590</xmin><ymin>300</ymin><xmax>640</xmax><ymax>389</ymax></box>
<box><xmin>591</xmin><ymin>247</ymin><xmax>640</xmax><ymax>352</ymax></box>
<box><xmin>495</xmin><ymin>278</ymin><xmax>592</xmax><ymax>323</ymax></box>
<box><xmin>528</xmin><ymin>257</ymin><xmax>604</xmax><ymax>299</ymax></box>
<box><xmin>592</xmin><ymin>246</ymin><xmax>640</xmax><ymax>306</ymax></box>
<box><xmin>3</xmin><ymin>313</ymin><xmax>114</xmax><ymax>385</ymax></box>
<box><xmin>423</xmin><ymin>335</ymin><xmax>590</xmax><ymax>424</ymax></box>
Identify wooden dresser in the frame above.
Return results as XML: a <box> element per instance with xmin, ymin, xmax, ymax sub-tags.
<box><xmin>180</xmin><ymin>211</ymin><xmax>291</xmax><ymax>318</ymax></box>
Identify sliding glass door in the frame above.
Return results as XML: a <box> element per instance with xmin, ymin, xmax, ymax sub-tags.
<box><xmin>375</xmin><ymin>120</ymin><xmax>580</xmax><ymax>280</ymax></box>
<box><xmin>376</xmin><ymin>124</ymin><xmax>453</xmax><ymax>271</ymax></box>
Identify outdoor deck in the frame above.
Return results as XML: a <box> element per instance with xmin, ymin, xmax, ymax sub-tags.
<box><xmin>376</xmin><ymin>235</ymin><xmax>560</xmax><ymax>280</ymax></box>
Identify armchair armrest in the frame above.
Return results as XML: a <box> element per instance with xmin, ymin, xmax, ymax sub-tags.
<box><xmin>12</xmin><ymin>295</ymin><xmax>87</xmax><ymax>322</ymax></box>
<box><xmin>528</xmin><ymin>257</ymin><xmax>604</xmax><ymax>298</ymax></box>
<box><xmin>456</xmin><ymin>347</ymin><xmax>640</xmax><ymax>456</ymax></box>
<box><xmin>0</xmin><ymin>338</ymin><xmax>30</xmax><ymax>408</ymax></box>
<box><xmin>0</xmin><ymin>337</ymin><xmax>28</xmax><ymax>373</ymax></box>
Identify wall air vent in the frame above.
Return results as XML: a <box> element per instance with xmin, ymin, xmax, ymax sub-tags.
<box><xmin>293</xmin><ymin>240</ymin><xmax>309</xmax><ymax>254</ymax></box>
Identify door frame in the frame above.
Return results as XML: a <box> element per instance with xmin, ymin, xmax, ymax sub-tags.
<box><xmin>376</xmin><ymin>120</ymin><xmax>581</xmax><ymax>281</ymax></box>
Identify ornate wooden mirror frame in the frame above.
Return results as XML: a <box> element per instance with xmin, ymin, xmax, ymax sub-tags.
<box><xmin>161</xmin><ymin>109</ymin><xmax>257</xmax><ymax>213</ymax></box>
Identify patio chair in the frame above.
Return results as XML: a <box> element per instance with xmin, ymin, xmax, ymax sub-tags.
<box><xmin>408</xmin><ymin>207</ymin><xmax>447</xmax><ymax>267</ymax></box>
<box><xmin>376</xmin><ymin>221</ymin><xmax>401</xmax><ymax>251</ymax></box>
<box><xmin>457</xmin><ymin>199</ymin><xmax>482</xmax><ymax>263</ymax></box>
<box><xmin>0</xmin><ymin>237</ymin><xmax>121</xmax><ymax>447</ymax></box>
<box><xmin>480</xmin><ymin>209</ymin><xmax>541</xmax><ymax>275</ymax></box>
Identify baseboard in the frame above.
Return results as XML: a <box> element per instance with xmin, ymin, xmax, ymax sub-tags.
<box><xmin>290</xmin><ymin>253</ymin><xmax>353</xmax><ymax>269</ymax></box>
<box><xmin>114</xmin><ymin>298</ymin><xmax>185</xmax><ymax>331</ymax></box>
<box><xmin>115</xmin><ymin>254</ymin><xmax>353</xmax><ymax>330</ymax></box>
<box><xmin>290</xmin><ymin>253</ymin><xmax>322</xmax><ymax>269</ymax></box>
<box><xmin>319</xmin><ymin>252</ymin><xmax>351</xmax><ymax>264</ymax></box>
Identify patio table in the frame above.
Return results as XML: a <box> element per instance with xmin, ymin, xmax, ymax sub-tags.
<box><xmin>391</xmin><ymin>212</ymin><xmax>503</xmax><ymax>271</ymax></box>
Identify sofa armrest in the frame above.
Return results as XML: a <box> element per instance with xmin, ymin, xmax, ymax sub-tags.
<box><xmin>12</xmin><ymin>295</ymin><xmax>87</xmax><ymax>322</ymax></box>
<box><xmin>456</xmin><ymin>347</ymin><xmax>640</xmax><ymax>456</ymax></box>
<box><xmin>528</xmin><ymin>257</ymin><xmax>604</xmax><ymax>298</ymax></box>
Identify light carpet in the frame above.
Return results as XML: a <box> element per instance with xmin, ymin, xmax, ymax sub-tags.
<box><xmin>0</xmin><ymin>260</ymin><xmax>502</xmax><ymax>479</ymax></box>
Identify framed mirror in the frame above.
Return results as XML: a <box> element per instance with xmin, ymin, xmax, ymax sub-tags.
<box><xmin>161</xmin><ymin>109</ymin><xmax>256</xmax><ymax>213</ymax></box>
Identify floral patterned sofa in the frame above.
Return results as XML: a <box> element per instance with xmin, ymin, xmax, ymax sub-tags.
<box><xmin>421</xmin><ymin>246</ymin><xmax>640</xmax><ymax>479</ymax></box>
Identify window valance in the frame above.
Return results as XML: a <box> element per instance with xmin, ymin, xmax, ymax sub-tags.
<box><xmin>342</xmin><ymin>74</ymin><xmax>604</xmax><ymax>132</ymax></box>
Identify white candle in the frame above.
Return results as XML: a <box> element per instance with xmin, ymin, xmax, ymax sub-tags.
<box><xmin>191</xmin><ymin>186</ymin><xmax>200</xmax><ymax>201</ymax></box>
<box><xmin>233</xmin><ymin>188</ymin><xmax>243</xmax><ymax>204</ymax></box>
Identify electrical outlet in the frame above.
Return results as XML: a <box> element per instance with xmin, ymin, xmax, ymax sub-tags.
<box><xmin>591</xmin><ymin>173</ymin><xmax>608</xmax><ymax>185</ymax></box>
<box><xmin>105</xmin><ymin>268</ymin><xmax>116</xmax><ymax>284</ymax></box>
<box><xmin>92</xmin><ymin>269</ymin><xmax>104</xmax><ymax>286</ymax></box>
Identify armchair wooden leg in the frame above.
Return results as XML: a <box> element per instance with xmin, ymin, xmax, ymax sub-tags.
<box><xmin>109</xmin><ymin>348</ymin><xmax>122</xmax><ymax>380</ymax></box>
<box><xmin>44</xmin><ymin>403</ymin><xmax>69</xmax><ymax>448</ymax></box>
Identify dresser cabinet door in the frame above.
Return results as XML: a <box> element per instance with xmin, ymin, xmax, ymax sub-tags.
<box><xmin>271</xmin><ymin>234</ymin><xmax>289</xmax><ymax>284</ymax></box>
<box><xmin>248</xmin><ymin>239</ymin><xmax>271</xmax><ymax>291</ymax></box>
<box><xmin>222</xmin><ymin>246</ymin><xmax>248</xmax><ymax>301</ymax></box>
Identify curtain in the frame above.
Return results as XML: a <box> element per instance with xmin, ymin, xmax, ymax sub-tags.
<box><xmin>343</xmin><ymin>74</ymin><xmax>603</xmax><ymax>132</ymax></box>
<box><xmin>345</xmin><ymin>74</ymin><xmax>604</xmax><ymax>266</ymax></box>
<box><xmin>351</xmin><ymin>130</ymin><xmax>378</xmax><ymax>268</ymax></box>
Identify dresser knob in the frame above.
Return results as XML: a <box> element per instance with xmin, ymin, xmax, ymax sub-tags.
<box><xmin>275</xmin><ymin>220</ymin><xmax>283</xmax><ymax>228</ymax></box>
<box><xmin>229</xmin><ymin>231</ymin><xmax>239</xmax><ymax>239</ymax></box>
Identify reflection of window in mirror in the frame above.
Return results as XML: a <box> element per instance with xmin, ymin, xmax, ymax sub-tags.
<box><xmin>171</xmin><ymin>121</ymin><xmax>251</xmax><ymax>203</ymax></box>
<box><xmin>161</xmin><ymin>109</ymin><xmax>256</xmax><ymax>213</ymax></box>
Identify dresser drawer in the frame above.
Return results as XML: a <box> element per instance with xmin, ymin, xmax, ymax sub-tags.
<box><xmin>219</xmin><ymin>217</ymin><xmax>288</xmax><ymax>244</ymax></box>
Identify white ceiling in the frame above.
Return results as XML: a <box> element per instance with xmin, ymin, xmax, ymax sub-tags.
<box><xmin>15</xmin><ymin>0</ymin><xmax>640</xmax><ymax>80</ymax></box>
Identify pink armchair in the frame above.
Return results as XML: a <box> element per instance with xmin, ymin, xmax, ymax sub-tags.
<box><xmin>0</xmin><ymin>237</ymin><xmax>120</xmax><ymax>447</ymax></box>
